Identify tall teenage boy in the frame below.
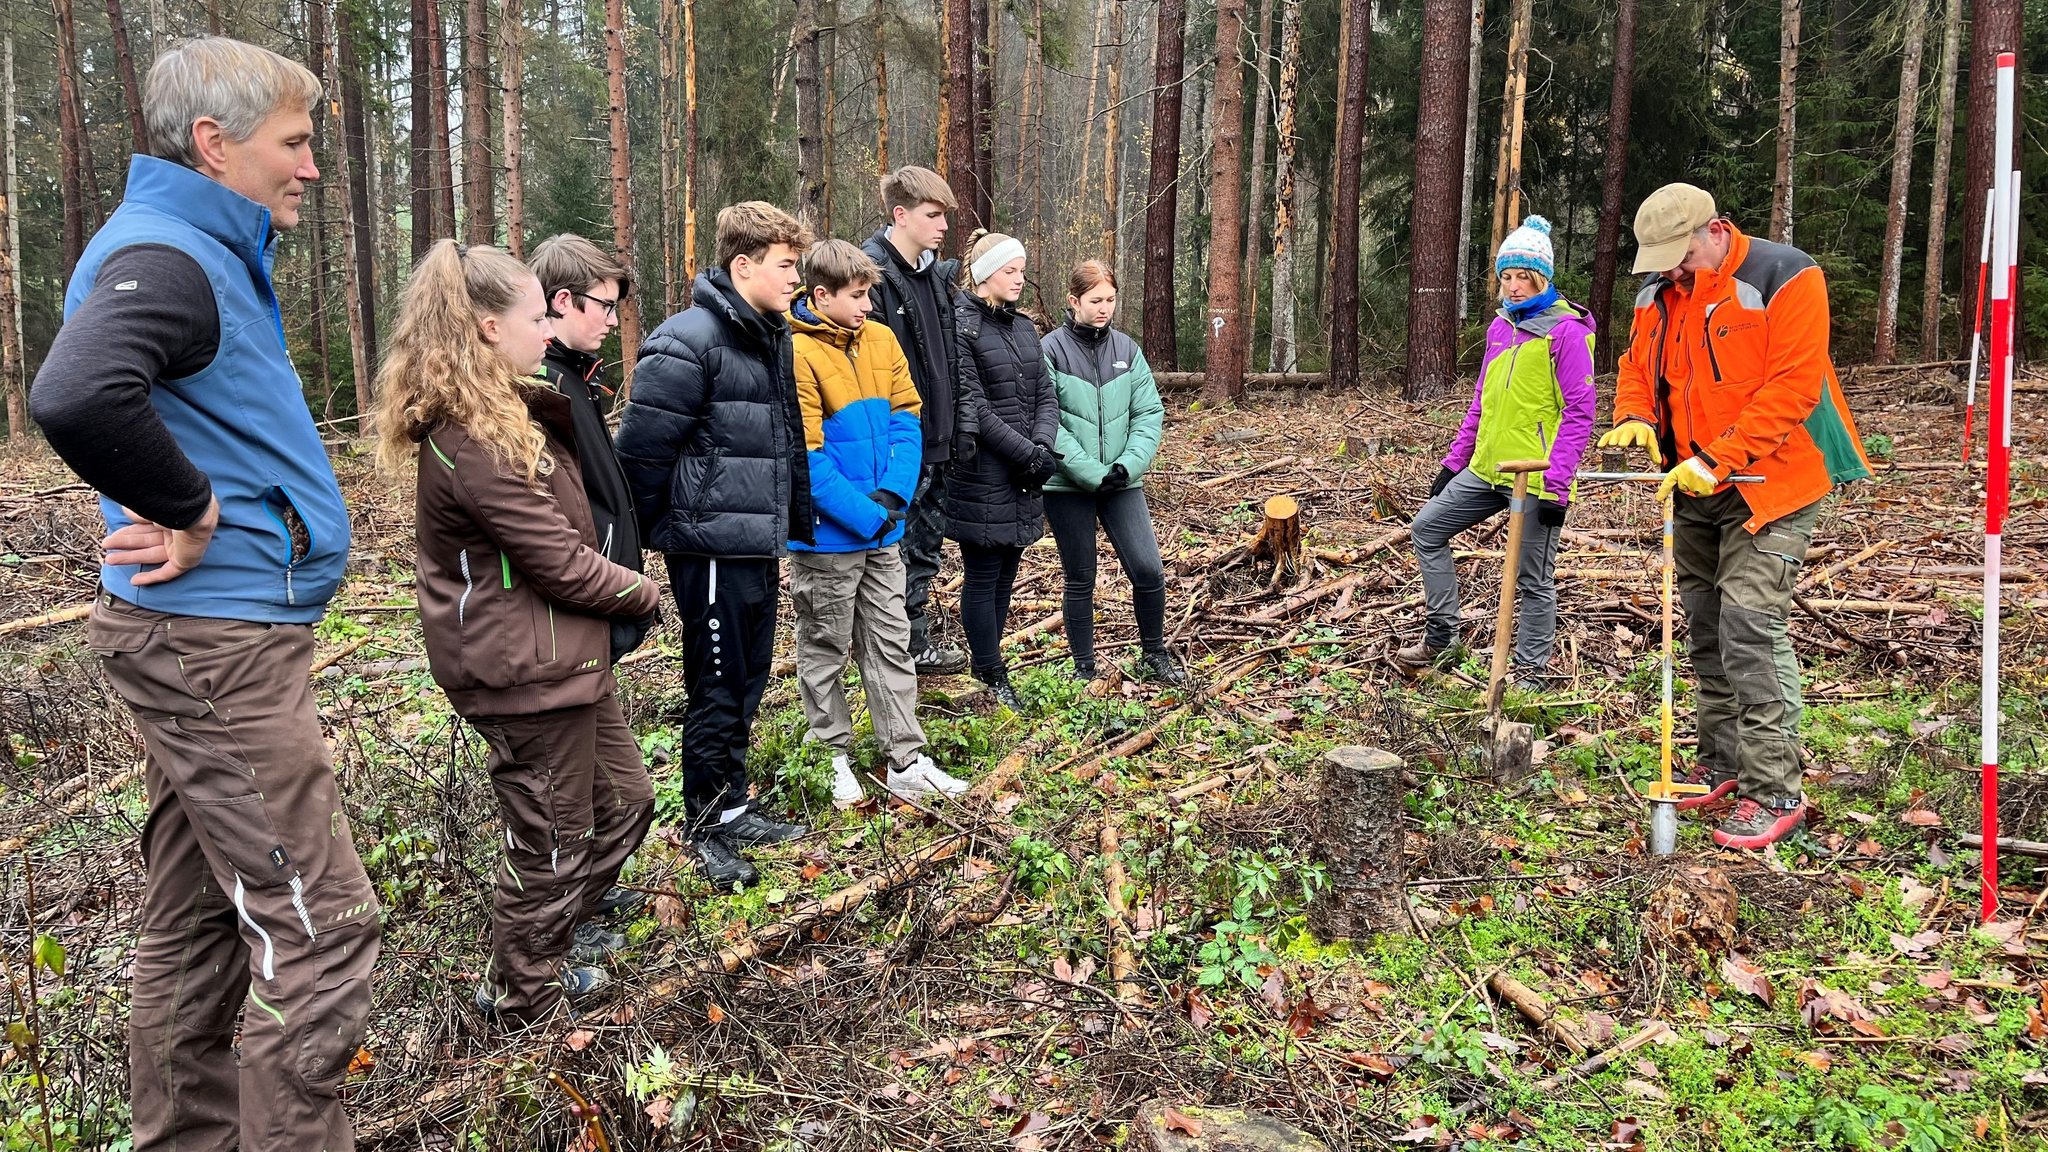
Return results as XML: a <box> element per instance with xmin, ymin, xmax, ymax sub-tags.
<box><xmin>862</xmin><ymin>166</ymin><xmax>972</xmax><ymax>675</ymax></box>
<box><xmin>616</xmin><ymin>203</ymin><xmax>817</xmax><ymax>886</ymax></box>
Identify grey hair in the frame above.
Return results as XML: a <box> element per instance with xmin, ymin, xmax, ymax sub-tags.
<box><xmin>145</xmin><ymin>37</ymin><xmax>322</xmax><ymax>169</ymax></box>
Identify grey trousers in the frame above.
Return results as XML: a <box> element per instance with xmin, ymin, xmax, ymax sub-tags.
<box><xmin>1673</xmin><ymin>488</ymin><xmax>1821</xmax><ymax>804</ymax></box>
<box><xmin>789</xmin><ymin>545</ymin><xmax>928</xmax><ymax>769</ymax></box>
<box><xmin>1410</xmin><ymin>468</ymin><xmax>1561</xmax><ymax>671</ymax></box>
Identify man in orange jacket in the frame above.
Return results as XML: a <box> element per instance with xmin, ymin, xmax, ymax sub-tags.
<box><xmin>1598</xmin><ymin>183</ymin><xmax>1871</xmax><ymax>850</ymax></box>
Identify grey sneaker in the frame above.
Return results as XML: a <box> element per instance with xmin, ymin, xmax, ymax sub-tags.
<box><xmin>914</xmin><ymin>643</ymin><xmax>970</xmax><ymax>676</ymax></box>
<box><xmin>570</xmin><ymin>920</ymin><xmax>625</xmax><ymax>964</ymax></box>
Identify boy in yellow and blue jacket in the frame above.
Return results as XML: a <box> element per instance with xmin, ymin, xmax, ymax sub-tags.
<box><xmin>788</xmin><ymin>239</ymin><xmax>970</xmax><ymax>807</ymax></box>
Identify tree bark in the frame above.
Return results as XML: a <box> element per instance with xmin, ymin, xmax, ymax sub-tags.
<box><xmin>412</xmin><ymin>0</ymin><xmax>436</xmax><ymax>258</ymax></box>
<box><xmin>1102</xmin><ymin>1</ymin><xmax>1123</xmax><ymax>267</ymax></box>
<box><xmin>338</xmin><ymin>0</ymin><xmax>380</xmax><ymax>370</ymax></box>
<box><xmin>1404</xmin><ymin>0</ymin><xmax>1473</xmax><ymax>401</ymax></box>
<box><xmin>0</xmin><ymin>33</ymin><xmax>23</xmax><ymax>440</ymax></box>
<box><xmin>604</xmin><ymin>0</ymin><xmax>641</xmax><ymax>391</ymax></box>
<box><xmin>1200</xmin><ymin>0</ymin><xmax>1247</xmax><ymax>406</ymax></box>
<box><xmin>1077</xmin><ymin>0</ymin><xmax>1107</xmax><ymax>214</ymax></box>
<box><xmin>1030</xmin><ymin>0</ymin><xmax>1045</xmax><ymax>267</ymax></box>
<box><xmin>105</xmin><ymin>0</ymin><xmax>149</xmax><ymax>156</ymax></box>
<box><xmin>972</xmin><ymin>0</ymin><xmax>994</xmax><ymax>231</ymax></box>
<box><xmin>1873</xmin><ymin>0</ymin><xmax>1928</xmax><ymax>364</ymax></box>
<box><xmin>795</xmin><ymin>0</ymin><xmax>826</xmax><ymax>232</ymax></box>
<box><xmin>501</xmin><ymin>0</ymin><xmax>525</xmax><ymax>256</ymax></box>
<box><xmin>1455</xmin><ymin>0</ymin><xmax>1482</xmax><ymax>321</ymax></box>
<box><xmin>1265</xmin><ymin>0</ymin><xmax>1300</xmax><ymax>373</ymax></box>
<box><xmin>55</xmin><ymin>0</ymin><xmax>93</xmax><ymax>276</ymax></box>
<box><xmin>1240</xmin><ymin>0</ymin><xmax>1275</xmax><ymax>351</ymax></box>
<box><xmin>874</xmin><ymin>0</ymin><xmax>889</xmax><ymax>179</ymax></box>
<box><xmin>1488</xmin><ymin>0</ymin><xmax>1532</xmax><ymax>256</ymax></box>
<box><xmin>1918</xmin><ymin>0</ymin><xmax>1962</xmax><ymax>355</ymax></box>
<box><xmin>429</xmin><ymin>0</ymin><xmax>458</xmax><ymax>240</ymax></box>
<box><xmin>1769</xmin><ymin>0</ymin><xmax>1801</xmax><ymax>245</ymax></box>
<box><xmin>1306</xmin><ymin>747</ymin><xmax>1408</xmax><ymax>941</ymax></box>
<box><xmin>305</xmin><ymin>0</ymin><xmax>334</xmax><ymax>402</ymax></box>
<box><xmin>1326</xmin><ymin>0</ymin><xmax>1370</xmax><ymax>393</ymax></box>
<box><xmin>1588</xmin><ymin>0</ymin><xmax>1638</xmax><ymax>375</ymax></box>
<box><xmin>660</xmin><ymin>0</ymin><xmax>679</xmax><ymax>307</ymax></box>
<box><xmin>683</xmin><ymin>0</ymin><xmax>699</xmax><ymax>280</ymax></box>
<box><xmin>1960</xmin><ymin>0</ymin><xmax>2022</xmax><ymax>353</ymax></box>
<box><xmin>943</xmin><ymin>0</ymin><xmax>977</xmax><ymax>243</ymax></box>
<box><xmin>463</xmin><ymin>0</ymin><xmax>496</xmax><ymax>245</ymax></box>
<box><xmin>823</xmin><ymin>0</ymin><xmax>837</xmax><ymax>232</ymax></box>
<box><xmin>1141</xmin><ymin>0</ymin><xmax>1186</xmax><ymax>371</ymax></box>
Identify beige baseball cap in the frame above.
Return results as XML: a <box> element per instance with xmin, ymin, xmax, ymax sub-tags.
<box><xmin>1631</xmin><ymin>183</ymin><xmax>1717</xmax><ymax>274</ymax></box>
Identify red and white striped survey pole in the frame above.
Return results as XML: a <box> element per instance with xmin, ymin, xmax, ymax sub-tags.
<box><xmin>1979</xmin><ymin>51</ymin><xmax>2018</xmax><ymax>924</ymax></box>
<box><xmin>1962</xmin><ymin>186</ymin><xmax>1995</xmax><ymax>462</ymax></box>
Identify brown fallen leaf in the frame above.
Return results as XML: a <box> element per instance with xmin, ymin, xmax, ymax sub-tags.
<box><xmin>1162</xmin><ymin>1105</ymin><xmax>1203</xmax><ymax>1138</ymax></box>
<box><xmin>706</xmin><ymin>1002</ymin><xmax>726</xmax><ymax>1025</ymax></box>
<box><xmin>1900</xmin><ymin>808</ymin><xmax>1945</xmax><ymax>827</ymax></box>
<box><xmin>346</xmin><ymin>1047</ymin><xmax>376</xmax><ymax>1076</ymax></box>
<box><xmin>564</xmin><ymin>1029</ymin><xmax>595</xmax><ymax>1051</ymax></box>
<box><xmin>1720</xmin><ymin>953</ymin><xmax>1774</xmax><ymax>1006</ymax></box>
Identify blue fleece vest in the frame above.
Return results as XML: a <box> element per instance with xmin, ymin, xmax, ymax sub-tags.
<box><xmin>65</xmin><ymin>156</ymin><xmax>350</xmax><ymax>622</ymax></box>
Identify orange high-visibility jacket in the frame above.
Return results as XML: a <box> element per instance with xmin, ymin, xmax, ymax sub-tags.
<box><xmin>1613</xmin><ymin>224</ymin><xmax>1871</xmax><ymax>533</ymax></box>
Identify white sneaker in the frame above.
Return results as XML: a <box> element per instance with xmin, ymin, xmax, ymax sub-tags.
<box><xmin>829</xmin><ymin>753</ymin><xmax>864</xmax><ymax>809</ymax></box>
<box><xmin>885</xmin><ymin>753</ymin><xmax>970</xmax><ymax>800</ymax></box>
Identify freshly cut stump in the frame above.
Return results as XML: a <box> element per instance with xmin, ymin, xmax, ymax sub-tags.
<box><xmin>1640</xmin><ymin>863</ymin><xmax>1738</xmax><ymax>967</ymax></box>
<box><xmin>1306</xmin><ymin>746</ymin><xmax>1408</xmax><ymax>941</ymax></box>
<box><xmin>1248</xmin><ymin>494</ymin><xmax>1303</xmax><ymax>577</ymax></box>
<box><xmin>1132</xmin><ymin>1099</ymin><xmax>1330</xmax><ymax>1152</ymax></box>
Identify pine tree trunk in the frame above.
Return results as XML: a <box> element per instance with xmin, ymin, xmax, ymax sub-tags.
<box><xmin>463</xmin><ymin>0</ymin><xmax>496</xmax><ymax>244</ymax></box>
<box><xmin>1404</xmin><ymin>0</ymin><xmax>1472</xmax><ymax>401</ymax></box>
<box><xmin>1102</xmin><ymin>2</ymin><xmax>1122</xmax><ymax>267</ymax></box>
<box><xmin>972</xmin><ymin>0</ymin><xmax>994</xmax><ymax>230</ymax></box>
<box><xmin>105</xmin><ymin>0</ymin><xmax>149</xmax><ymax>156</ymax></box>
<box><xmin>1770</xmin><ymin>0</ymin><xmax>1800</xmax><ymax>244</ymax></box>
<box><xmin>412</xmin><ymin>0</ymin><xmax>436</xmax><ymax>258</ymax></box>
<box><xmin>943</xmin><ymin>0</ymin><xmax>976</xmax><ymax>241</ymax></box>
<box><xmin>795</xmin><ymin>0</ymin><xmax>826</xmax><ymax>232</ymax></box>
<box><xmin>604</xmin><ymin>0</ymin><xmax>641</xmax><ymax>391</ymax></box>
<box><xmin>1918</xmin><ymin>0</ymin><xmax>1961</xmax><ymax>354</ymax></box>
<box><xmin>660</xmin><ymin>0</ymin><xmax>679</xmax><ymax>307</ymax></box>
<box><xmin>1873</xmin><ymin>0</ymin><xmax>1928</xmax><ymax>364</ymax></box>
<box><xmin>936</xmin><ymin>0</ymin><xmax>950</xmax><ymax>175</ymax></box>
<box><xmin>1960</xmin><ymin>0</ymin><xmax>2022</xmax><ymax>353</ymax></box>
<box><xmin>1488</xmin><ymin>0</ymin><xmax>1531</xmax><ymax>256</ymax></box>
<box><xmin>823</xmin><ymin>0</ymin><xmax>837</xmax><ymax>232</ymax></box>
<box><xmin>1588</xmin><ymin>0</ymin><xmax>1637</xmax><ymax>374</ymax></box>
<box><xmin>1200</xmin><ymin>0</ymin><xmax>1247</xmax><ymax>406</ymax></box>
<box><xmin>338</xmin><ymin>0</ymin><xmax>380</xmax><ymax>369</ymax></box>
<box><xmin>1141</xmin><ymin>0</ymin><xmax>1186</xmax><ymax>371</ymax></box>
<box><xmin>1240</xmin><ymin>0</ymin><xmax>1274</xmax><ymax>351</ymax></box>
<box><xmin>1454</xmin><ymin>0</ymin><xmax>1482</xmax><ymax>320</ymax></box>
<box><xmin>1326</xmin><ymin>0</ymin><xmax>1370</xmax><ymax>392</ymax></box>
<box><xmin>1030</xmin><ymin>0</ymin><xmax>1045</xmax><ymax>265</ymax></box>
<box><xmin>429</xmin><ymin>0</ymin><xmax>458</xmax><ymax>240</ymax></box>
<box><xmin>874</xmin><ymin>0</ymin><xmax>889</xmax><ymax>179</ymax></box>
<box><xmin>1265</xmin><ymin>0</ymin><xmax>1300</xmax><ymax>373</ymax></box>
<box><xmin>305</xmin><ymin>0</ymin><xmax>334</xmax><ymax>404</ymax></box>
<box><xmin>55</xmin><ymin>0</ymin><xmax>90</xmax><ymax>276</ymax></box>
<box><xmin>501</xmin><ymin>0</ymin><xmax>525</xmax><ymax>256</ymax></box>
<box><xmin>1076</xmin><ymin>0</ymin><xmax>1106</xmax><ymax>211</ymax></box>
<box><xmin>683</xmin><ymin>0</ymin><xmax>699</xmax><ymax>280</ymax></box>
<box><xmin>0</xmin><ymin>33</ymin><xmax>23</xmax><ymax>440</ymax></box>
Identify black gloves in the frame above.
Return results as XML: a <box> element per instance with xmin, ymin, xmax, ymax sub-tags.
<box><xmin>1100</xmin><ymin>464</ymin><xmax>1129</xmax><ymax>492</ymax></box>
<box><xmin>952</xmin><ymin>433</ymin><xmax>978</xmax><ymax>465</ymax></box>
<box><xmin>1430</xmin><ymin>466</ymin><xmax>1457</xmax><ymax>498</ymax></box>
<box><xmin>869</xmin><ymin>489</ymin><xmax>906</xmax><ymax>512</ymax></box>
<box><xmin>1019</xmin><ymin>444</ymin><xmax>1059</xmax><ymax>489</ymax></box>
<box><xmin>1537</xmin><ymin>499</ymin><xmax>1567</xmax><ymax>528</ymax></box>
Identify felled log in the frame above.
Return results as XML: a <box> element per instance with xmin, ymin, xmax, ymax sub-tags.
<box><xmin>1154</xmin><ymin>371</ymin><xmax>1332</xmax><ymax>392</ymax></box>
<box><xmin>0</xmin><ymin>603</ymin><xmax>94</xmax><ymax>637</ymax></box>
<box><xmin>1130</xmin><ymin>1099</ymin><xmax>1330</xmax><ymax>1152</ymax></box>
<box><xmin>1486</xmin><ymin>972</ymin><xmax>1590</xmax><ymax>1055</ymax></box>
<box><xmin>1306</xmin><ymin>747</ymin><xmax>1408</xmax><ymax>941</ymax></box>
<box><xmin>1532</xmin><ymin>1021</ymin><xmax>1673</xmax><ymax>1091</ymax></box>
<box><xmin>1099</xmin><ymin>825</ymin><xmax>1143</xmax><ymax>1015</ymax></box>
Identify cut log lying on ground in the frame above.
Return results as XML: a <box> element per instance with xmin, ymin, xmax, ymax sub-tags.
<box><xmin>1251</xmin><ymin>570</ymin><xmax>1361</xmax><ymax>620</ymax></box>
<box><xmin>1312</xmin><ymin>526</ymin><xmax>1410</xmax><ymax>567</ymax></box>
<box><xmin>0</xmin><ymin>602</ymin><xmax>93</xmax><ymax>637</ymax></box>
<box><xmin>1307</xmin><ymin>746</ymin><xmax>1408</xmax><ymax>941</ymax></box>
<box><xmin>1196</xmin><ymin>455</ymin><xmax>1298</xmax><ymax>489</ymax></box>
<box><xmin>1486</xmin><ymin>971</ymin><xmax>1590</xmax><ymax>1055</ymax></box>
<box><xmin>1532</xmin><ymin>1020</ymin><xmax>1673</xmax><ymax>1091</ymax></box>
<box><xmin>1958</xmin><ymin>832</ymin><xmax>2048</xmax><ymax>859</ymax></box>
<box><xmin>0</xmin><ymin>762</ymin><xmax>144</xmax><ymax>855</ymax></box>
<box><xmin>1099</xmin><ymin>824</ymin><xmax>1143</xmax><ymax>1016</ymax></box>
<box><xmin>1167</xmin><ymin>762</ymin><xmax>1259</xmax><ymax>803</ymax></box>
<box><xmin>1153</xmin><ymin>371</ymin><xmax>1331</xmax><ymax>392</ymax></box>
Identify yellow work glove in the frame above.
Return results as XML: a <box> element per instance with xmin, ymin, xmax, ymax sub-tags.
<box><xmin>1595</xmin><ymin>420</ymin><xmax>1663</xmax><ymax>467</ymax></box>
<box><xmin>1655</xmin><ymin>456</ymin><xmax>1727</xmax><ymax>502</ymax></box>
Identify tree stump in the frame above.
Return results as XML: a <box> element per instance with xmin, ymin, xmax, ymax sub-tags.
<box><xmin>1247</xmin><ymin>494</ymin><xmax>1302</xmax><ymax>580</ymax></box>
<box><xmin>1306</xmin><ymin>746</ymin><xmax>1408</xmax><ymax>941</ymax></box>
<box><xmin>1132</xmin><ymin>1099</ymin><xmax>1331</xmax><ymax>1152</ymax></box>
<box><xmin>1639</xmin><ymin>863</ymin><xmax>1738</xmax><ymax>969</ymax></box>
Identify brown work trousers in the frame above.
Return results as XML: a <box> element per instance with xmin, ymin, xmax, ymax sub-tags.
<box><xmin>87</xmin><ymin>593</ymin><xmax>382</xmax><ymax>1152</ymax></box>
<box><xmin>468</xmin><ymin>691</ymin><xmax>653</xmax><ymax>1025</ymax></box>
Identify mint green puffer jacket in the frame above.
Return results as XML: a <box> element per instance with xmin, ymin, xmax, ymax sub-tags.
<box><xmin>1041</xmin><ymin>317</ymin><xmax>1164</xmax><ymax>494</ymax></box>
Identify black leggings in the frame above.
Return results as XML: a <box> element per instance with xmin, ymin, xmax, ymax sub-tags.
<box><xmin>1043</xmin><ymin>487</ymin><xmax>1167</xmax><ymax>661</ymax></box>
<box><xmin>958</xmin><ymin>540</ymin><xmax>1025</xmax><ymax>678</ymax></box>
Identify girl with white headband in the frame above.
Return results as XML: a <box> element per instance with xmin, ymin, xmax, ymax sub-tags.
<box><xmin>944</xmin><ymin>230</ymin><xmax>1060</xmax><ymax>709</ymax></box>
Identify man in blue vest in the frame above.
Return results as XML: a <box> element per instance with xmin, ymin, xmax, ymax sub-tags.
<box><xmin>30</xmin><ymin>37</ymin><xmax>380</xmax><ymax>1150</ymax></box>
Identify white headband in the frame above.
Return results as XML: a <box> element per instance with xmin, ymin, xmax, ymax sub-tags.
<box><xmin>970</xmin><ymin>238</ymin><xmax>1027</xmax><ymax>285</ymax></box>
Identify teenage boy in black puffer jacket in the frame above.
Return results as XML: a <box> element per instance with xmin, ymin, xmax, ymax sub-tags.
<box><xmin>615</xmin><ymin>203</ymin><xmax>816</xmax><ymax>887</ymax></box>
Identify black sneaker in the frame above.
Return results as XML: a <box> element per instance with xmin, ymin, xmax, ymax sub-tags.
<box><xmin>696</xmin><ymin>834</ymin><xmax>758</xmax><ymax>887</ymax></box>
<box><xmin>570</xmin><ymin>921</ymin><xmax>625</xmax><ymax>964</ymax></box>
<box><xmin>1070</xmin><ymin>657</ymin><xmax>1098</xmax><ymax>681</ymax></box>
<box><xmin>975</xmin><ymin>670</ymin><xmax>1023</xmax><ymax>711</ymax></box>
<box><xmin>914</xmin><ymin>643</ymin><xmax>970</xmax><ymax>676</ymax></box>
<box><xmin>1140</xmin><ymin>647</ymin><xmax>1186</xmax><ymax>684</ymax></box>
<box><xmin>592</xmin><ymin>886</ymin><xmax>646</xmax><ymax>919</ymax></box>
<box><xmin>718</xmin><ymin>808</ymin><xmax>809</xmax><ymax>846</ymax></box>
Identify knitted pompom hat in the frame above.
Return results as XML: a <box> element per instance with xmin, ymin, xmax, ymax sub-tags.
<box><xmin>1495</xmin><ymin>215</ymin><xmax>1555</xmax><ymax>282</ymax></box>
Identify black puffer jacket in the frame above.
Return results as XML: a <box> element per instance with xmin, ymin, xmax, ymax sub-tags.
<box><xmin>862</xmin><ymin>229</ymin><xmax>967</xmax><ymax>462</ymax></box>
<box><xmin>945</xmin><ymin>296</ymin><xmax>1060</xmax><ymax>549</ymax></box>
<box><xmin>616</xmin><ymin>270</ymin><xmax>815</xmax><ymax>558</ymax></box>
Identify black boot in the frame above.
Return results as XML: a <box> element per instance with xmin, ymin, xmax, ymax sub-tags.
<box><xmin>1140</xmin><ymin>645</ymin><xmax>1186</xmax><ymax>685</ymax></box>
<box><xmin>1069</xmin><ymin>653</ymin><xmax>1098</xmax><ymax>681</ymax></box>
<box><xmin>975</xmin><ymin>666</ymin><xmax>1024</xmax><ymax>710</ymax></box>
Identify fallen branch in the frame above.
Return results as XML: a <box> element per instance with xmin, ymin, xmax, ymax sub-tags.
<box><xmin>1196</xmin><ymin>455</ymin><xmax>1298</xmax><ymax>490</ymax></box>
<box><xmin>0</xmin><ymin>603</ymin><xmax>93</xmax><ymax>637</ymax></box>
<box><xmin>1166</xmin><ymin>762</ymin><xmax>1260</xmax><ymax>803</ymax></box>
<box><xmin>1003</xmin><ymin>610</ymin><xmax>1064</xmax><ymax>649</ymax></box>
<box><xmin>1251</xmin><ymin>571</ymin><xmax>1364</xmax><ymax>621</ymax></box>
<box><xmin>309</xmin><ymin>635</ymin><xmax>373</xmax><ymax>676</ymax></box>
<box><xmin>1798</xmin><ymin>538</ymin><xmax>1899</xmax><ymax>592</ymax></box>
<box><xmin>1311</xmin><ymin>526</ymin><xmax>1411</xmax><ymax>567</ymax></box>
<box><xmin>1798</xmin><ymin>598</ymin><xmax>1938</xmax><ymax>616</ymax></box>
<box><xmin>1958</xmin><ymin>833</ymin><xmax>2048</xmax><ymax>860</ymax></box>
<box><xmin>1098</xmin><ymin>824</ymin><xmax>1143</xmax><ymax>1019</ymax></box>
<box><xmin>1532</xmin><ymin>1020</ymin><xmax>1672</xmax><ymax>1091</ymax></box>
<box><xmin>1486</xmin><ymin>972</ymin><xmax>1589</xmax><ymax>1056</ymax></box>
<box><xmin>0</xmin><ymin>763</ymin><xmax>145</xmax><ymax>855</ymax></box>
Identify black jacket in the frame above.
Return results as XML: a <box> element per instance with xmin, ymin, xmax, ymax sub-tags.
<box><xmin>616</xmin><ymin>270</ymin><xmax>815</xmax><ymax>558</ymax></box>
<box><xmin>862</xmin><ymin>228</ymin><xmax>967</xmax><ymax>462</ymax></box>
<box><xmin>945</xmin><ymin>296</ymin><xmax>1060</xmax><ymax>549</ymax></box>
<box><xmin>541</xmin><ymin>340</ymin><xmax>653</xmax><ymax>662</ymax></box>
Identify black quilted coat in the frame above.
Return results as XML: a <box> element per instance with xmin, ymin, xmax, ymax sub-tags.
<box><xmin>944</xmin><ymin>295</ymin><xmax>1060</xmax><ymax>549</ymax></box>
<box><xmin>615</xmin><ymin>269</ymin><xmax>815</xmax><ymax>558</ymax></box>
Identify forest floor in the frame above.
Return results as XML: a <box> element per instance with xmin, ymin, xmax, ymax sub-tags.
<box><xmin>6</xmin><ymin>365</ymin><xmax>2048</xmax><ymax>1151</ymax></box>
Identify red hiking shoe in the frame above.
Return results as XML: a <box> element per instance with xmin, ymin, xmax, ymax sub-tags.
<box><xmin>1671</xmin><ymin>758</ymin><xmax>1735</xmax><ymax>811</ymax></box>
<box><xmin>1712</xmin><ymin>797</ymin><xmax>1808</xmax><ymax>850</ymax></box>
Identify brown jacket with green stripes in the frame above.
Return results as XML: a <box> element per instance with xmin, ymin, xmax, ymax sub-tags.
<box><xmin>415</xmin><ymin>386</ymin><xmax>661</xmax><ymax>717</ymax></box>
